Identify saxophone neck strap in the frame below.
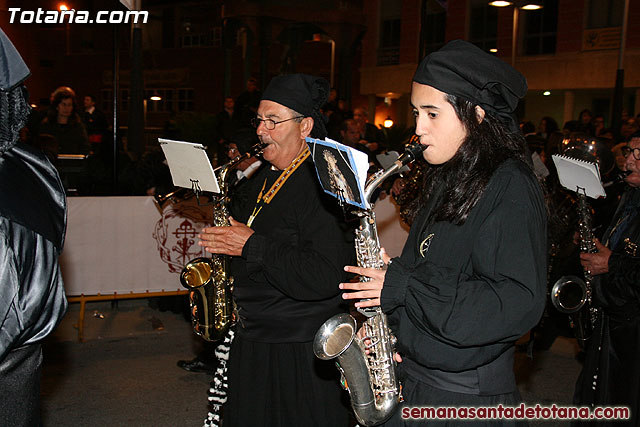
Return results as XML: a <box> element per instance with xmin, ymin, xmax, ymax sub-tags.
<box><xmin>247</xmin><ymin>147</ymin><xmax>310</xmax><ymax>228</ymax></box>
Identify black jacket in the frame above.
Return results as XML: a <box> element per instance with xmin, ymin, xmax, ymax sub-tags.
<box><xmin>381</xmin><ymin>159</ymin><xmax>547</xmax><ymax>393</ymax></box>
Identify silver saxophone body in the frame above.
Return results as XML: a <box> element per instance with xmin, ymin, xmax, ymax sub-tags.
<box><xmin>550</xmin><ymin>193</ymin><xmax>597</xmax><ymax>347</ymax></box>
<box><xmin>549</xmin><ymin>132</ymin><xmax>614</xmax><ymax>347</ymax></box>
<box><xmin>179</xmin><ymin>141</ymin><xmax>267</xmax><ymax>341</ymax></box>
<box><xmin>313</xmin><ymin>138</ymin><xmax>425</xmax><ymax>426</ymax></box>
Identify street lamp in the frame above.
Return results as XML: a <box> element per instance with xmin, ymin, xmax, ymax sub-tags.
<box><xmin>59</xmin><ymin>3</ymin><xmax>71</xmax><ymax>55</ymax></box>
<box><xmin>489</xmin><ymin>0</ymin><xmax>543</xmax><ymax>66</ymax></box>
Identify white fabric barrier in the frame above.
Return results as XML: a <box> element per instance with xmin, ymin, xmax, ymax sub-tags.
<box><xmin>59</xmin><ymin>195</ymin><xmax>409</xmax><ymax>296</ymax></box>
<box><xmin>373</xmin><ymin>196</ymin><xmax>410</xmax><ymax>258</ymax></box>
<box><xmin>60</xmin><ymin>196</ymin><xmax>211</xmax><ymax>295</ymax></box>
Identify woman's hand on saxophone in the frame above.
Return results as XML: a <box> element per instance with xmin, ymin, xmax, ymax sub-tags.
<box><xmin>340</xmin><ymin>248</ymin><xmax>392</xmax><ymax>308</ymax></box>
<box><xmin>199</xmin><ymin>217</ymin><xmax>254</xmax><ymax>256</ymax></box>
<box><xmin>355</xmin><ymin>325</ymin><xmax>404</xmax><ymax>363</ymax></box>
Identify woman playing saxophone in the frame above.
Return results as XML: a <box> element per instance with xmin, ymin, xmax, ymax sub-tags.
<box><xmin>341</xmin><ymin>40</ymin><xmax>547</xmax><ymax>426</ymax></box>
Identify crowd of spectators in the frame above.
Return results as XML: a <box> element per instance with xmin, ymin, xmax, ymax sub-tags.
<box><xmin>21</xmin><ymin>79</ymin><xmax>396</xmax><ymax>198</ymax></box>
<box><xmin>21</xmin><ymin>79</ymin><xmax>639</xmax><ymax>207</ymax></box>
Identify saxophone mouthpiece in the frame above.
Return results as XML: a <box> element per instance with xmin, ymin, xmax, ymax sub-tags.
<box><xmin>603</xmin><ymin>170</ymin><xmax>632</xmax><ymax>188</ymax></box>
<box><xmin>396</xmin><ymin>136</ymin><xmax>426</xmax><ymax>166</ymax></box>
<box><xmin>253</xmin><ymin>141</ymin><xmax>269</xmax><ymax>154</ymax></box>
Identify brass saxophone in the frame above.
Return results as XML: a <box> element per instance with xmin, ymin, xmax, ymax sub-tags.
<box><xmin>313</xmin><ymin>138</ymin><xmax>425</xmax><ymax>426</ymax></box>
<box><xmin>550</xmin><ymin>192</ymin><xmax>597</xmax><ymax>348</ymax></box>
<box><xmin>180</xmin><ymin>141</ymin><xmax>267</xmax><ymax>341</ymax></box>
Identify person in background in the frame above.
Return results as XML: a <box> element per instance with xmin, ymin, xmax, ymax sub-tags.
<box><xmin>81</xmin><ymin>94</ymin><xmax>108</xmax><ymax>152</ymax></box>
<box><xmin>39</xmin><ymin>88</ymin><xmax>89</xmax><ymax>155</ymax></box>
<box><xmin>353</xmin><ymin>106</ymin><xmax>383</xmax><ymax>153</ymax></box>
<box><xmin>339</xmin><ymin>118</ymin><xmax>364</xmax><ymax>149</ymax></box>
<box><xmin>537</xmin><ymin>116</ymin><xmax>559</xmax><ymax>141</ymax></box>
<box><xmin>593</xmin><ymin>114</ymin><xmax>606</xmax><ymax>137</ymax></box>
<box><xmin>0</xmin><ymin>28</ymin><xmax>68</xmax><ymax>427</ymax></box>
<box><xmin>578</xmin><ymin>109</ymin><xmax>595</xmax><ymax>135</ymax></box>
<box><xmin>235</xmin><ymin>77</ymin><xmax>262</xmax><ymax>127</ymax></box>
<box><xmin>214</xmin><ymin>96</ymin><xmax>240</xmax><ymax>165</ymax></box>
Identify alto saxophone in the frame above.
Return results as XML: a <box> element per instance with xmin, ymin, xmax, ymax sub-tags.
<box><xmin>313</xmin><ymin>138</ymin><xmax>425</xmax><ymax>426</ymax></box>
<box><xmin>180</xmin><ymin>141</ymin><xmax>267</xmax><ymax>341</ymax></box>
<box><xmin>550</xmin><ymin>192</ymin><xmax>597</xmax><ymax>347</ymax></box>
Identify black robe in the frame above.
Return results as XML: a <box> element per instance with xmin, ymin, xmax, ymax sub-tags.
<box><xmin>222</xmin><ymin>158</ymin><xmax>354</xmax><ymax>426</ymax></box>
<box><xmin>380</xmin><ymin>159</ymin><xmax>547</xmax><ymax>426</ymax></box>
<box><xmin>574</xmin><ymin>187</ymin><xmax>640</xmax><ymax>426</ymax></box>
<box><xmin>0</xmin><ymin>142</ymin><xmax>67</xmax><ymax>426</ymax></box>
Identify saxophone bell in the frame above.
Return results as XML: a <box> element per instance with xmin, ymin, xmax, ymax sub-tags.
<box><xmin>550</xmin><ymin>275</ymin><xmax>588</xmax><ymax>313</ymax></box>
<box><xmin>314</xmin><ymin>313</ymin><xmax>398</xmax><ymax>427</ymax></box>
<box><xmin>550</xmin><ymin>275</ymin><xmax>592</xmax><ymax>347</ymax></box>
<box><xmin>181</xmin><ymin>256</ymin><xmax>235</xmax><ymax>342</ymax></box>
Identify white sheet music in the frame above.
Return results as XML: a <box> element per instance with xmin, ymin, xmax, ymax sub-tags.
<box><xmin>552</xmin><ymin>154</ymin><xmax>605</xmax><ymax>199</ymax></box>
<box><xmin>159</xmin><ymin>138</ymin><xmax>220</xmax><ymax>193</ymax></box>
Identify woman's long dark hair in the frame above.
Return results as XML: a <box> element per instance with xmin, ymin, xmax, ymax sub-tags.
<box><xmin>410</xmin><ymin>94</ymin><xmax>530</xmax><ymax>225</ymax></box>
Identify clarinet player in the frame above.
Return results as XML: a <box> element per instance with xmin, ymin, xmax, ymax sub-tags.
<box><xmin>341</xmin><ymin>40</ymin><xmax>547</xmax><ymax>425</ymax></box>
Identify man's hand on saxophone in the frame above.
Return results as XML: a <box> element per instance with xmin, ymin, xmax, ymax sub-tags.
<box><xmin>579</xmin><ymin>238</ymin><xmax>611</xmax><ymax>276</ymax></box>
<box><xmin>199</xmin><ymin>217</ymin><xmax>254</xmax><ymax>256</ymax></box>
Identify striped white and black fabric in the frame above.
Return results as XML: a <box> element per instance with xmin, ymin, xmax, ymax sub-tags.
<box><xmin>203</xmin><ymin>329</ymin><xmax>234</xmax><ymax>427</ymax></box>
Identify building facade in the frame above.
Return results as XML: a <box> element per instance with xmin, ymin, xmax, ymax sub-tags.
<box><xmin>2</xmin><ymin>0</ymin><xmax>638</xmax><ymax>150</ymax></box>
<box><xmin>360</xmin><ymin>0</ymin><xmax>640</xmax><ymax>133</ymax></box>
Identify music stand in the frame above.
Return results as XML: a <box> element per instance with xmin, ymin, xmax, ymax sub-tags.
<box><xmin>159</xmin><ymin>138</ymin><xmax>220</xmax><ymax>195</ymax></box>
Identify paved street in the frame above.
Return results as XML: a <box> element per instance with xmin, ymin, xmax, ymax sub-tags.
<box><xmin>40</xmin><ymin>298</ymin><xmax>582</xmax><ymax>426</ymax></box>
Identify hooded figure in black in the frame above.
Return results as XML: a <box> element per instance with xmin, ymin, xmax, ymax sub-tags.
<box><xmin>342</xmin><ymin>40</ymin><xmax>547</xmax><ymax>426</ymax></box>
<box><xmin>199</xmin><ymin>74</ymin><xmax>354</xmax><ymax>427</ymax></box>
<box><xmin>0</xmin><ymin>29</ymin><xmax>68</xmax><ymax>426</ymax></box>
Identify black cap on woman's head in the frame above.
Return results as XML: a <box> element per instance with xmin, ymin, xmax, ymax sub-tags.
<box><xmin>413</xmin><ymin>40</ymin><xmax>527</xmax><ymax>132</ymax></box>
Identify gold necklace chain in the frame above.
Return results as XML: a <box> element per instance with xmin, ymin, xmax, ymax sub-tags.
<box><xmin>246</xmin><ymin>148</ymin><xmax>310</xmax><ymax>227</ymax></box>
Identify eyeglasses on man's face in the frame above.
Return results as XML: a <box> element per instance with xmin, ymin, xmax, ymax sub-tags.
<box><xmin>622</xmin><ymin>146</ymin><xmax>640</xmax><ymax>161</ymax></box>
<box><xmin>250</xmin><ymin>116</ymin><xmax>304</xmax><ymax>130</ymax></box>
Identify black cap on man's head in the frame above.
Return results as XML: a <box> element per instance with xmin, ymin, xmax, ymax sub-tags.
<box><xmin>261</xmin><ymin>74</ymin><xmax>329</xmax><ymax>139</ymax></box>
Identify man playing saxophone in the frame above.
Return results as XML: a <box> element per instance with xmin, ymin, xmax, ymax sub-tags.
<box><xmin>198</xmin><ymin>74</ymin><xmax>354</xmax><ymax>426</ymax></box>
<box><xmin>341</xmin><ymin>40</ymin><xmax>547</xmax><ymax>426</ymax></box>
<box><xmin>574</xmin><ymin>132</ymin><xmax>640</xmax><ymax>426</ymax></box>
